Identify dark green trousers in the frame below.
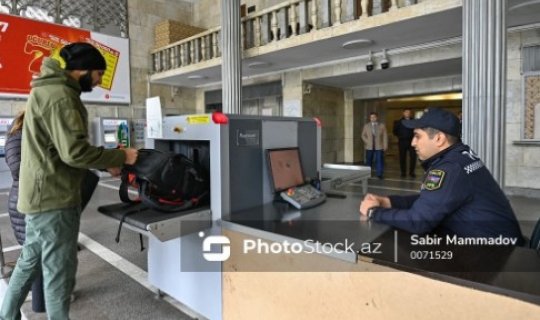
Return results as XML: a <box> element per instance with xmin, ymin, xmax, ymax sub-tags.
<box><xmin>0</xmin><ymin>207</ymin><xmax>80</xmax><ymax>320</ymax></box>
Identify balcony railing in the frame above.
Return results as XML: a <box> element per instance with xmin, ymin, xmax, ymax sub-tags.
<box><xmin>151</xmin><ymin>0</ymin><xmax>419</xmax><ymax>74</ymax></box>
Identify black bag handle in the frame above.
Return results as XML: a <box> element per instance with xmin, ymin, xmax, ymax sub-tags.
<box><xmin>119</xmin><ymin>171</ymin><xmax>139</xmax><ymax>203</ymax></box>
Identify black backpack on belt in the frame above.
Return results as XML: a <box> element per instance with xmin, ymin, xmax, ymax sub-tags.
<box><xmin>119</xmin><ymin>149</ymin><xmax>209</xmax><ymax>213</ymax></box>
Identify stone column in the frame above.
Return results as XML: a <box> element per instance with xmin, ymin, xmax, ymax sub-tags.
<box><xmin>221</xmin><ymin>0</ymin><xmax>242</xmax><ymax>114</ymax></box>
<box><xmin>462</xmin><ymin>0</ymin><xmax>507</xmax><ymax>185</ymax></box>
<box><xmin>343</xmin><ymin>89</ymin><xmax>355</xmax><ymax>163</ymax></box>
<box><xmin>282</xmin><ymin>71</ymin><xmax>303</xmax><ymax>117</ymax></box>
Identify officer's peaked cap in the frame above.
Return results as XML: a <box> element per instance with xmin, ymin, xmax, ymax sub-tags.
<box><xmin>402</xmin><ymin>108</ymin><xmax>461</xmax><ymax>138</ymax></box>
<box><xmin>60</xmin><ymin>42</ymin><xmax>106</xmax><ymax>71</ymax></box>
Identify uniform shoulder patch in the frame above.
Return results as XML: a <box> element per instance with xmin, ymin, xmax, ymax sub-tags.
<box><xmin>423</xmin><ymin>169</ymin><xmax>446</xmax><ymax>191</ymax></box>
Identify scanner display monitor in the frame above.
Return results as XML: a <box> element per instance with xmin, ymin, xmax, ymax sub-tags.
<box><xmin>267</xmin><ymin>147</ymin><xmax>305</xmax><ymax>192</ymax></box>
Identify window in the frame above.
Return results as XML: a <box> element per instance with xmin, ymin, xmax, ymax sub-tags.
<box><xmin>522</xmin><ymin>45</ymin><xmax>540</xmax><ymax>140</ymax></box>
<box><xmin>1</xmin><ymin>0</ymin><xmax>127</xmax><ymax>37</ymax></box>
<box><xmin>523</xmin><ymin>73</ymin><xmax>540</xmax><ymax>140</ymax></box>
<box><xmin>205</xmin><ymin>81</ymin><xmax>283</xmax><ymax>116</ymax></box>
<box><xmin>523</xmin><ymin>45</ymin><xmax>540</xmax><ymax>73</ymax></box>
<box><xmin>241</xmin><ymin>96</ymin><xmax>282</xmax><ymax>116</ymax></box>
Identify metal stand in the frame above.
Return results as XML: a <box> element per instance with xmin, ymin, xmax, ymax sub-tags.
<box><xmin>0</xmin><ymin>233</ymin><xmax>5</xmax><ymax>267</ymax></box>
<box><xmin>155</xmin><ymin>289</ymin><xmax>164</xmax><ymax>300</ymax></box>
<box><xmin>0</xmin><ymin>233</ymin><xmax>13</xmax><ymax>279</ymax></box>
<box><xmin>320</xmin><ymin>163</ymin><xmax>372</xmax><ymax>194</ymax></box>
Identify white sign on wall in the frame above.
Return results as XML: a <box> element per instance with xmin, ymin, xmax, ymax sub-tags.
<box><xmin>283</xmin><ymin>99</ymin><xmax>302</xmax><ymax>117</ymax></box>
<box><xmin>146</xmin><ymin>97</ymin><xmax>163</xmax><ymax>139</ymax></box>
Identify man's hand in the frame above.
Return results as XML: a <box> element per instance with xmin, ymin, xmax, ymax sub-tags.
<box><xmin>359</xmin><ymin>193</ymin><xmax>392</xmax><ymax>216</ymax></box>
<box><xmin>364</xmin><ymin>193</ymin><xmax>391</xmax><ymax>208</ymax></box>
<box><xmin>123</xmin><ymin>148</ymin><xmax>138</xmax><ymax>165</ymax></box>
<box><xmin>107</xmin><ymin>167</ymin><xmax>122</xmax><ymax>177</ymax></box>
<box><xmin>359</xmin><ymin>197</ymin><xmax>379</xmax><ymax>216</ymax></box>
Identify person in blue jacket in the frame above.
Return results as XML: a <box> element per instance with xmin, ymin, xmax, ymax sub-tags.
<box><xmin>5</xmin><ymin>111</ymin><xmax>46</xmax><ymax>313</ymax></box>
<box><xmin>359</xmin><ymin>108</ymin><xmax>523</xmax><ymax>244</ymax></box>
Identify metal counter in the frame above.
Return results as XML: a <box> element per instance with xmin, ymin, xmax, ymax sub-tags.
<box><xmin>222</xmin><ymin>194</ymin><xmax>540</xmax><ymax>306</ymax></box>
<box><xmin>223</xmin><ymin>192</ymin><xmax>389</xmax><ymax>263</ymax></box>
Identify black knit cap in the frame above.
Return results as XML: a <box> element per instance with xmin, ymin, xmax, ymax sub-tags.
<box><xmin>59</xmin><ymin>42</ymin><xmax>106</xmax><ymax>70</ymax></box>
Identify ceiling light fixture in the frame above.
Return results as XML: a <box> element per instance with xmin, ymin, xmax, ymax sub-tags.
<box><xmin>248</xmin><ymin>61</ymin><xmax>272</xmax><ymax>69</ymax></box>
<box><xmin>387</xmin><ymin>93</ymin><xmax>463</xmax><ymax>102</ymax></box>
<box><xmin>342</xmin><ymin>39</ymin><xmax>373</xmax><ymax>49</ymax></box>
<box><xmin>187</xmin><ymin>74</ymin><xmax>206</xmax><ymax>80</ymax></box>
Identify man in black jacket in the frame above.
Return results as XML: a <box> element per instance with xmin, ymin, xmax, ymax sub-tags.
<box><xmin>393</xmin><ymin>108</ymin><xmax>416</xmax><ymax>178</ymax></box>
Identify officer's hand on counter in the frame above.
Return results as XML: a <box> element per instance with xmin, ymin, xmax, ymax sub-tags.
<box><xmin>359</xmin><ymin>197</ymin><xmax>379</xmax><ymax>216</ymax></box>
<box><xmin>123</xmin><ymin>148</ymin><xmax>138</xmax><ymax>165</ymax></box>
<box><xmin>359</xmin><ymin>193</ymin><xmax>392</xmax><ymax>217</ymax></box>
<box><xmin>364</xmin><ymin>193</ymin><xmax>391</xmax><ymax>208</ymax></box>
<box><xmin>107</xmin><ymin>167</ymin><xmax>122</xmax><ymax>177</ymax></box>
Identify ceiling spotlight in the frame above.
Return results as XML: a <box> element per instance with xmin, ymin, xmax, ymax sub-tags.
<box><xmin>380</xmin><ymin>49</ymin><xmax>390</xmax><ymax>69</ymax></box>
<box><xmin>342</xmin><ymin>39</ymin><xmax>373</xmax><ymax>49</ymax></box>
<box><xmin>366</xmin><ymin>51</ymin><xmax>374</xmax><ymax>72</ymax></box>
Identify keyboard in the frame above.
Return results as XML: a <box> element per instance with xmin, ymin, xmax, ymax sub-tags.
<box><xmin>280</xmin><ymin>184</ymin><xmax>326</xmax><ymax>209</ymax></box>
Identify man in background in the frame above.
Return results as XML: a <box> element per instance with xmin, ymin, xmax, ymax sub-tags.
<box><xmin>393</xmin><ymin>108</ymin><xmax>417</xmax><ymax>178</ymax></box>
<box><xmin>361</xmin><ymin>112</ymin><xmax>388</xmax><ymax>179</ymax></box>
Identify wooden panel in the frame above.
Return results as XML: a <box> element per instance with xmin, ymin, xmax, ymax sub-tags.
<box><xmin>223</xmin><ymin>229</ymin><xmax>540</xmax><ymax>320</ymax></box>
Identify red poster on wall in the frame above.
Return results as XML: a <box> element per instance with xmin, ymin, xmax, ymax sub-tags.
<box><xmin>0</xmin><ymin>13</ymin><xmax>130</xmax><ymax>104</ymax></box>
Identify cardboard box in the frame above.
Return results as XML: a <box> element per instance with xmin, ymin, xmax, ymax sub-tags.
<box><xmin>154</xmin><ymin>20</ymin><xmax>205</xmax><ymax>48</ymax></box>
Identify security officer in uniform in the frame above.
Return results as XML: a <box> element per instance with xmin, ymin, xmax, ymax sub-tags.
<box><xmin>359</xmin><ymin>108</ymin><xmax>523</xmax><ymax>243</ymax></box>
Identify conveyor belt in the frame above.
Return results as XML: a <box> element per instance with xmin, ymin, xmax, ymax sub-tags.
<box><xmin>98</xmin><ymin>202</ymin><xmax>212</xmax><ymax>241</ymax></box>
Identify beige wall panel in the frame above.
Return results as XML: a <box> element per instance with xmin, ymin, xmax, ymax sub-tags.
<box><xmin>303</xmin><ymin>84</ymin><xmax>345</xmax><ymax>163</ymax></box>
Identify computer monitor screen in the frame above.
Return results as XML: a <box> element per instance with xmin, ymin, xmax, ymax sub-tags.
<box><xmin>267</xmin><ymin>148</ymin><xmax>305</xmax><ymax>192</ymax></box>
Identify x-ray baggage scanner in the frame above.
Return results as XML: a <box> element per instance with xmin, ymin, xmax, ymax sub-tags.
<box><xmin>98</xmin><ymin>113</ymin><xmax>321</xmax><ymax>320</ymax></box>
<box><xmin>0</xmin><ymin>117</ymin><xmax>14</xmax><ymax>189</ymax></box>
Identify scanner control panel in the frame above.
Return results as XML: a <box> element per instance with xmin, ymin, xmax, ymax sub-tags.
<box><xmin>280</xmin><ymin>184</ymin><xmax>326</xmax><ymax>209</ymax></box>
